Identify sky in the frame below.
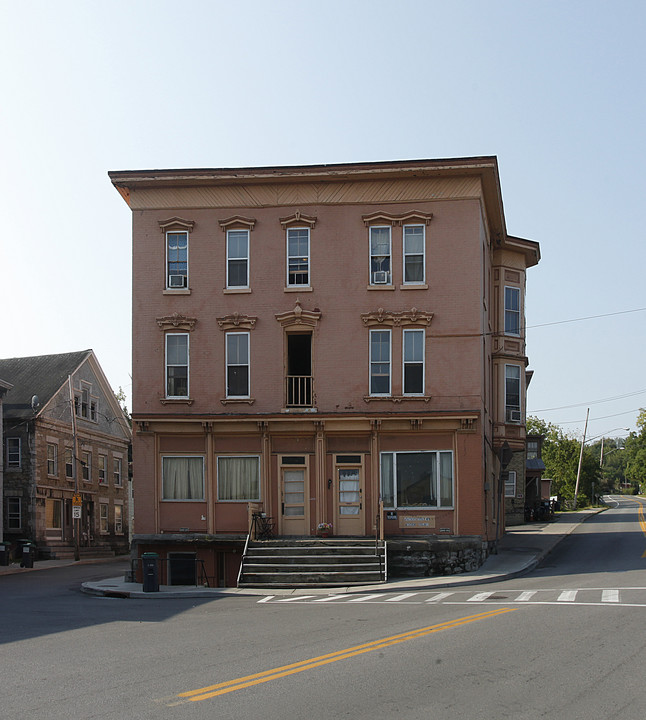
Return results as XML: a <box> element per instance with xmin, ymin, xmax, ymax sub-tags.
<box><xmin>1</xmin><ymin>0</ymin><xmax>644</xmax><ymax>442</ymax></box>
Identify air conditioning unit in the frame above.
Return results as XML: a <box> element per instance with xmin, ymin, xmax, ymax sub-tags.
<box><xmin>168</xmin><ymin>274</ymin><xmax>186</xmax><ymax>288</ymax></box>
<box><xmin>372</xmin><ymin>271</ymin><xmax>389</xmax><ymax>284</ymax></box>
<box><xmin>507</xmin><ymin>409</ymin><xmax>522</xmax><ymax>423</ymax></box>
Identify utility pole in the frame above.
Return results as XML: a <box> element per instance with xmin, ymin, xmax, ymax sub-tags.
<box><xmin>573</xmin><ymin>408</ymin><xmax>589</xmax><ymax>510</ymax></box>
<box><xmin>68</xmin><ymin>376</ymin><xmax>80</xmax><ymax>561</ymax></box>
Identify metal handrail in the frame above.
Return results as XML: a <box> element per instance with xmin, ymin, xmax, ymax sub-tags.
<box><xmin>286</xmin><ymin>375</ymin><xmax>313</xmax><ymax>407</ymax></box>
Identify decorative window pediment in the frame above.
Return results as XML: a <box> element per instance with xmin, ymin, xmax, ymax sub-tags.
<box><xmin>361</xmin><ymin>307</ymin><xmax>433</xmax><ymax>327</ymax></box>
<box><xmin>275</xmin><ymin>299</ymin><xmax>321</xmax><ymax>329</ymax></box>
<box><xmin>362</xmin><ymin>211</ymin><xmax>433</xmax><ymax>227</ymax></box>
<box><xmin>158</xmin><ymin>217</ymin><xmax>195</xmax><ymax>233</ymax></box>
<box><xmin>156</xmin><ymin>312</ymin><xmax>197</xmax><ymax>331</ymax></box>
<box><xmin>218</xmin><ymin>215</ymin><xmax>256</xmax><ymax>231</ymax></box>
<box><xmin>279</xmin><ymin>210</ymin><xmax>317</xmax><ymax>229</ymax></box>
<box><xmin>217</xmin><ymin>312</ymin><xmax>258</xmax><ymax>331</ymax></box>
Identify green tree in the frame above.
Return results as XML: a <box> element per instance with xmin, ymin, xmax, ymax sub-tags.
<box><xmin>624</xmin><ymin>409</ymin><xmax>646</xmax><ymax>493</ymax></box>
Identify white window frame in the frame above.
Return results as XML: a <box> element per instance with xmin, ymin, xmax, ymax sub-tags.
<box><xmin>165</xmin><ymin>333</ymin><xmax>189</xmax><ymax>398</ymax></box>
<box><xmin>161</xmin><ymin>455</ymin><xmax>205</xmax><ymax>501</ymax></box>
<box><xmin>166</xmin><ymin>230</ymin><xmax>189</xmax><ymax>289</ymax></box>
<box><xmin>380</xmin><ymin>450</ymin><xmax>454</xmax><ymax>509</ymax></box>
<box><xmin>217</xmin><ymin>455</ymin><xmax>261</xmax><ymax>502</ymax></box>
<box><xmin>505</xmin><ymin>364</ymin><xmax>522</xmax><ymax>423</ymax></box>
<box><xmin>226</xmin><ymin>332</ymin><xmax>250</xmax><ymax>398</ymax></box>
<box><xmin>226</xmin><ymin>228</ymin><xmax>250</xmax><ymax>288</ymax></box>
<box><xmin>47</xmin><ymin>443</ymin><xmax>58</xmax><ymax>476</ymax></box>
<box><xmin>504</xmin><ymin>470</ymin><xmax>517</xmax><ymax>498</ymax></box>
<box><xmin>7</xmin><ymin>496</ymin><xmax>21</xmax><ymax>530</ymax></box>
<box><xmin>402</xmin><ymin>224</ymin><xmax>425</xmax><ymax>285</ymax></box>
<box><xmin>286</xmin><ymin>227</ymin><xmax>310</xmax><ymax>287</ymax></box>
<box><xmin>98</xmin><ymin>454</ymin><xmax>107</xmax><ymax>485</ymax></box>
<box><xmin>504</xmin><ymin>286</ymin><xmax>521</xmax><ymax>336</ymax></box>
<box><xmin>403</xmin><ymin>328</ymin><xmax>425</xmax><ymax>395</ymax></box>
<box><xmin>370</xmin><ymin>328</ymin><xmax>391</xmax><ymax>396</ymax></box>
<box><xmin>369</xmin><ymin>226</ymin><xmax>392</xmax><ymax>285</ymax></box>
<box><xmin>113</xmin><ymin>457</ymin><xmax>122</xmax><ymax>486</ymax></box>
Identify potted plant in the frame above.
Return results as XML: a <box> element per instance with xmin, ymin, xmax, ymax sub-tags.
<box><xmin>316</xmin><ymin>522</ymin><xmax>333</xmax><ymax>538</ymax></box>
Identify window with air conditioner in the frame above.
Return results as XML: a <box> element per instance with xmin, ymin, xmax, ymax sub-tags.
<box><xmin>370</xmin><ymin>226</ymin><xmax>391</xmax><ymax>285</ymax></box>
<box><xmin>167</xmin><ymin>231</ymin><xmax>188</xmax><ymax>289</ymax></box>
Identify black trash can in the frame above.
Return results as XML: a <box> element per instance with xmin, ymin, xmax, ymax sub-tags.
<box><xmin>0</xmin><ymin>542</ymin><xmax>10</xmax><ymax>566</ymax></box>
<box><xmin>142</xmin><ymin>552</ymin><xmax>159</xmax><ymax>592</ymax></box>
<box><xmin>20</xmin><ymin>542</ymin><xmax>35</xmax><ymax>568</ymax></box>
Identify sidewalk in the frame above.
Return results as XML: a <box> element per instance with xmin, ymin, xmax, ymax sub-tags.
<box><xmin>1</xmin><ymin>510</ymin><xmax>602</xmax><ymax>598</ymax></box>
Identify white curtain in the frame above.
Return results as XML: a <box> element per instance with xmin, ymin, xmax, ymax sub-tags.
<box><xmin>218</xmin><ymin>457</ymin><xmax>259</xmax><ymax>501</ymax></box>
<box><xmin>162</xmin><ymin>457</ymin><xmax>204</xmax><ymax>500</ymax></box>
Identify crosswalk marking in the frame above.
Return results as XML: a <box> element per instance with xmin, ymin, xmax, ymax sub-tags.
<box><xmin>385</xmin><ymin>593</ymin><xmax>418</xmax><ymax>602</ymax></box>
<box><xmin>259</xmin><ymin>587</ymin><xmax>646</xmax><ymax>607</ymax></box>
<box><xmin>348</xmin><ymin>594</ymin><xmax>383</xmax><ymax>602</ymax></box>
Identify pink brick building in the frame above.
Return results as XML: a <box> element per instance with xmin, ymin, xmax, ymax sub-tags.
<box><xmin>110</xmin><ymin>157</ymin><xmax>539</xmax><ymax>586</ymax></box>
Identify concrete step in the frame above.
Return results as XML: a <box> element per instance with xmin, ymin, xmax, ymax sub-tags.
<box><xmin>239</xmin><ymin>538</ymin><xmax>387</xmax><ymax>587</ymax></box>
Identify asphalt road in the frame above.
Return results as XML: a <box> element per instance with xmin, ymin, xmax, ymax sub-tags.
<box><xmin>2</xmin><ymin>495</ymin><xmax>645</xmax><ymax>720</ymax></box>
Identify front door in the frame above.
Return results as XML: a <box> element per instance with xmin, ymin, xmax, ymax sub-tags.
<box><xmin>280</xmin><ymin>463</ymin><xmax>309</xmax><ymax>536</ymax></box>
<box><xmin>334</xmin><ymin>458</ymin><xmax>364</xmax><ymax>536</ymax></box>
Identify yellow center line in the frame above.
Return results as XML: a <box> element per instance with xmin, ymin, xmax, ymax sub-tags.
<box><xmin>175</xmin><ymin>607</ymin><xmax>515</xmax><ymax>703</ymax></box>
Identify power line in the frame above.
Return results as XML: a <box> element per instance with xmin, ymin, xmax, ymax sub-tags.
<box><xmin>529</xmin><ymin>388</ymin><xmax>646</xmax><ymax>413</ymax></box>
<box><xmin>527</xmin><ymin>307</ymin><xmax>646</xmax><ymax>330</ymax></box>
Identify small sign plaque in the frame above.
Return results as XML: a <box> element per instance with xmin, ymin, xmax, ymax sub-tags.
<box><xmin>72</xmin><ymin>494</ymin><xmax>82</xmax><ymax>506</ymax></box>
<box><xmin>72</xmin><ymin>506</ymin><xmax>82</xmax><ymax>520</ymax></box>
<box><xmin>399</xmin><ymin>515</ymin><xmax>436</xmax><ymax>529</ymax></box>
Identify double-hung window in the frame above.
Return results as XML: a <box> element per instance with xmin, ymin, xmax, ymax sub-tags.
<box><xmin>167</xmin><ymin>231</ymin><xmax>188</xmax><ymax>288</ymax></box>
<box><xmin>162</xmin><ymin>456</ymin><xmax>205</xmax><ymax>500</ymax></box>
<box><xmin>227</xmin><ymin>229</ymin><xmax>249</xmax><ymax>288</ymax></box>
<box><xmin>226</xmin><ymin>332</ymin><xmax>250</xmax><ymax>397</ymax></box>
<box><xmin>114</xmin><ymin>504</ymin><xmax>123</xmax><ymax>533</ymax></box>
<box><xmin>403</xmin><ymin>329</ymin><xmax>425</xmax><ymax>395</ymax></box>
<box><xmin>504</xmin><ymin>470</ymin><xmax>517</xmax><ymax>498</ymax></box>
<box><xmin>113</xmin><ymin>457</ymin><xmax>122</xmax><ymax>486</ymax></box>
<box><xmin>504</xmin><ymin>286</ymin><xmax>521</xmax><ymax>335</ymax></box>
<box><xmin>6</xmin><ymin>438</ymin><xmax>20</xmax><ymax>468</ymax></box>
<box><xmin>166</xmin><ymin>333</ymin><xmax>189</xmax><ymax>398</ymax></box>
<box><xmin>65</xmin><ymin>449</ymin><xmax>74</xmax><ymax>478</ymax></box>
<box><xmin>100</xmin><ymin>503</ymin><xmax>109</xmax><ymax>533</ymax></box>
<box><xmin>287</xmin><ymin>228</ymin><xmax>310</xmax><ymax>286</ymax></box>
<box><xmin>217</xmin><ymin>456</ymin><xmax>260</xmax><ymax>501</ymax></box>
<box><xmin>7</xmin><ymin>497</ymin><xmax>21</xmax><ymax>530</ymax></box>
<box><xmin>98</xmin><ymin>455</ymin><xmax>107</xmax><ymax>485</ymax></box>
<box><xmin>370</xmin><ymin>226</ymin><xmax>391</xmax><ymax>285</ymax></box>
<box><xmin>403</xmin><ymin>225</ymin><xmax>425</xmax><ymax>284</ymax></box>
<box><xmin>81</xmin><ymin>451</ymin><xmax>91</xmax><ymax>482</ymax></box>
<box><xmin>505</xmin><ymin>364</ymin><xmax>521</xmax><ymax>423</ymax></box>
<box><xmin>370</xmin><ymin>329</ymin><xmax>391</xmax><ymax>395</ymax></box>
<box><xmin>381</xmin><ymin>451</ymin><xmax>453</xmax><ymax>508</ymax></box>
<box><xmin>47</xmin><ymin>444</ymin><xmax>58</xmax><ymax>476</ymax></box>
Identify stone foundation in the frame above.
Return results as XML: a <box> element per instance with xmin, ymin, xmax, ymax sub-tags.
<box><xmin>387</xmin><ymin>536</ymin><xmax>492</xmax><ymax>577</ymax></box>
